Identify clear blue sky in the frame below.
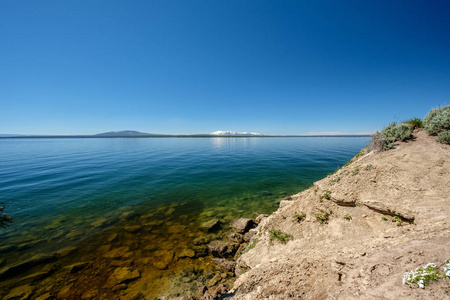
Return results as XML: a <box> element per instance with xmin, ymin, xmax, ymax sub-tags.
<box><xmin>1</xmin><ymin>0</ymin><xmax>449</xmax><ymax>135</ymax></box>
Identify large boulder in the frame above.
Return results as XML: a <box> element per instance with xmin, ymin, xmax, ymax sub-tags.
<box><xmin>230</xmin><ymin>218</ymin><xmax>255</xmax><ymax>234</ymax></box>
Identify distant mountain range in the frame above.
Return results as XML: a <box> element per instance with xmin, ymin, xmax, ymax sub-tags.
<box><xmin>0</xmin><ymin>130</ymin><xmax>371</xmax><ymax>138</ymax></box>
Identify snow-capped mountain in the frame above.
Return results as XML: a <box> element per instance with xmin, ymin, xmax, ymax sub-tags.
<box><xmin>210</xmin><ymin>131</ymin><xmax>263</xmax><ymax>136</ymax></box>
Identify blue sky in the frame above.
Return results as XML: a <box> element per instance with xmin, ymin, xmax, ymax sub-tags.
<box><xmin>1</xmin><ymin>0</ymin><xmax>449</xmax><ymax>135</ymax></box>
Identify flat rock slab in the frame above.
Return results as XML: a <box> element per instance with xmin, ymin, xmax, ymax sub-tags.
<box><xmin>230</xmin><ymin>218</ymin><xmax>255</xmax><ymax>234</ymax></box>
<box><xmin>106</xmin><ymin>267</ymin><xmax>140</xmax><ymax>287</ymax></box>
<box><xmin>362</xmin><ymin>200</ymin><xmax>415</xmax><ymax>221</ymax></box>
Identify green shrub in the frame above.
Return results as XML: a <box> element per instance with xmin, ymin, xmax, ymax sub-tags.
<box><xmin>269</xmin><ymin>229</ymin><xmax>292</xmax><ymax>244</ymax></box>
<box><xmin>294</xmin><ymin>212</ymin><xmax>306</xmax><ymax>223</ymax></box>
<box><xmin>370</xmin><ymin>123</ymin><xmax>412</xmax><ymax>151</ymax></box>
<box><xmin>315</xmin><ymin>210</ymin><xmax>332</xmax><ymax>224</ymax></box>
<box><xmin>343</xmin><ymin>214</ymin><xmax>352</xmax><ymax>221</ymax></box>
<box><xmin>437</xmin><ymin>130</ymin><xmax>450</xmax><ymax>144</ymax></box>
<box><xmin>424</xmin><ymin>105</ymin><xmax>450</xmax><ymax>135</ymax></box>
<box><xmin>403</xmin><ymin>117</ymin><xmax>423</xmax><ymax>129</ymax></box>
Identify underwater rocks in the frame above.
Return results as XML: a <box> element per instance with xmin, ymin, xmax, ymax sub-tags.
<box><xmin>3</xmin><ymin>284</ymin><xmax>34</xmax><ymax>300</ymax></box>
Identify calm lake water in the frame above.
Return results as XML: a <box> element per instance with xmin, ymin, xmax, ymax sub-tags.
<box><xmin>0</xmin><ymin>137</ymin><xmax>369</xmax><ymax>298</ymax></box>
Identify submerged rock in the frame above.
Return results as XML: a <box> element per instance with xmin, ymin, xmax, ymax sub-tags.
<box><xmin>153</xmin><ymin>251</ymin><xmax>175</xmax><ymax>269</ymax></box>
<box><xmin>179</xmin><ymin>248</ymin><xmax>196</xmax><ymax>258</ymax></box>
<box><xmin>4</xmin><ymin>284</ymin><xmax>34</xmax><ymax>300</ymax></box>
<box><xmin>194</xmin><ymin>236</ymin><xmax>211</xmax><ymax>245</ymax></box>
<box><xmin>56</xmin><ymin>246</ymin><xmax>78</xmax><ymax>257</ymax></box>
<box><xmin>103</xmin><ymin>246</ymin><xmax>129</xmax><ymax>259</ymax></box>
<box><xmin>106</xmin><ymin>267</ymin><xmax>140</xmax><ymax>287</ymax></box>
<box><xmin>230</xmin><ymin>218</ymin><xmax>255</xmax><ymax>234</ymax></box>
<box><xmin>200</xmin><ymin>219</ymin><xmax>221</xmax><ymax>232</ymax></box>
<box><xmin>65</xmin><ymin>261</ymin><xmax>90</xmax><ymax>274</ymax></box>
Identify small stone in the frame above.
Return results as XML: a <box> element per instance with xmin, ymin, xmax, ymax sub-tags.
<box><xmin>112</xmin><ymin>283</ymin><xmax>127</xmax><ymax>291</ymax></box>
<box><xmin>106</xmin><ymin>267</ymin><xmax>140</xmax><ymax>287</ymax></box>
<box><xmin>104</xmin><ymin>247</ymin><xmax>130</xmax><ymax>259</ymax></box>
<box><xmin>194</xmin><ymin>236</ymin><xmax>211</xmax><ymax>245</ymax></box>
<box><xmin>120</xmin><ymin>211</ymin><xmax>139</xmax><ymax>220</ymax></box>
<box><xmin>200</xmin><ymin>219</ymin><xmax>221</xmax><ymax>232</ymax></box>
<box><xmin>35</xmin><ymin>292</ymin><xmax>52</xmax><ymax>300</ymax></box>
<box><xmin>57</xmin><ymin>283</ymin><xmax>73</xmax><ymax>299</ymax></box>
<box><xmin>124</xmin><ymin>225</ymin><xmax>142</xmax><ymax>233</ymax></box>
<box><xmin>107</xmin><ymin>233</ymin><xmax>118</xmax><ymax>243</ymax></box>
<box><xmin>4</xmin><ymin>284</ymin><xmax>34</xmax><ymax>300</ymax></box>
<box><xmin>167</xmin><ymin>225</ymin><xmax>186</xmax><ymax>234</ymax></box>
<box><xmin>230</xmin><ymin>218</ymin><xmax>254</xmax><ymax>234</ymax></box>
<box><xmin>65</xmin><ymin>261</ymin><xmax>90</xmax><ymax>274</ymax></box>
<box><xmin>212</xmin><ymin>258</ymin><xmax>236</xmax><ymax>273</ymax></box>
<box><xmin>56</xmin><ymin>246</ymin><xmax>78</xmax><ymax>257</ymax></box>
<box><xmin>152</xmin><ymin>251</ymin><xmax>174</xmax><ymax>269</ymax></box>
<box><xmin>179</xmin><ymin>249</ymin><xmax>195</xmax><ymax>258</ymax></box>
<box><xmin>91</xmin><ymin>218</ymin><xmax>109</xmax><ymax>227</ymax></box>
<box><xmin>230</xmin><ymin>233</ymin><xmax>245</xmax><ymax>243</ymax></box>
<box><xmin>207</xmin><ymin>274</ymin><xmax>222</xmax><ymax>287</ymax></box>
<box><xmin>165</xmin><ymin>208</ymin><xmax>176</xmax><ymax>216</ymax></box>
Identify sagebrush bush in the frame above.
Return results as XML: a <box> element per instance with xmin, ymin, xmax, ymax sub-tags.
<box><xmin>403</xmin><ymin>117</ymin><xmax>423</xmax><ymax>129</ymax></box>
<box><xmin>437</xmin><ymin>130</ymin><xmax>450</xmax><ymax>144</ymax></box>
<box><xmin>369</xmin><ymin>123</ymin><xmax>412</xmax><ymax>151</ymax></box>
<box><xmin>424</xmin><ymin>105</ymin><xmax>450</xmax><ymax>135</ymax></box>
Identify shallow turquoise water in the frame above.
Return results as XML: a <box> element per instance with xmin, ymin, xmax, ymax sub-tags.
<box><xmin>0</xmin><ymin>137</ymin><xmax>369</xmax><ymax>297</ymax></box>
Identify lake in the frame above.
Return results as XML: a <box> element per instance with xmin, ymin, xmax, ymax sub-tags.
<box><xmin>0</xmin><ymin>137</ymin><xmax>369</xmax><ymax>299</ymax></box>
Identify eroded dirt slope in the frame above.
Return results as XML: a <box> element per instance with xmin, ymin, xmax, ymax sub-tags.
<box><xmin>230</xmin><ymin>130</ymin><xmax>450</xmax><ymax>299</ymax></box>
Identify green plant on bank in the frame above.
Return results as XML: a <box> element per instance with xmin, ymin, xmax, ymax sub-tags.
<box><xmin>269</xmin><ymin>229</ymin><xmax>293</xmax><ymax>244</ymax></box>
<box><xmin>381</xmin><ymin>217</ymin><xmax>388</xmax><ymax>221</ymax></box>
<box><xmin>364</xmin><ymin>164</ymin><xmax>373</xmax><ymax>171</ymax></box>
<box><xmin>321</xmin><ymin>190</ymin><xmax>331</xmax><ymax>201</ymax></box>
<box><xmin>403</xmin><ymin>263</ymin><xmax>440</xmax><ymax>288</ymax></box>
<box><xmin>315</xmin><ymin>210</ymin><xmax>332</xmax><ymax>224</ymax></box>
<box><xmin>392</xmin><ymin>216</ymin><xmax>402</xmax><ymax>226</ymax></box>
<box><xmin>0</xmin><ymin>202</ymin><xmax>13</xmax><ymax>229</ymax></box>
<box><xmin>343</xmin><ymin>214</ymin><xmax>352</xmax><ymax>221</ymax></box>
<box><xmin>424</xmin><ymin>105</ymin><xmax>450</xmax><ymax>136</ymax></box>
<box><xmin>370</xmin><ymin>123</ymin><xmax>412</xmax><ymax>151</ymax></box>
<box><xmin>294</xmin><ymin>212</ymin><xmax>306</xmax><ymax>223</ymax></box>
<box><xmin>403</xmin><ymin>117</ymin><xmax>424</xmax><ymax>129</ymax></box>
<box><xmin>437</xmin><ymin>130</ymin><xmax>450</xmax><ymax>144</ymax></box>
<box><xmin>352</xmin><ymin>165</ymin><xmax>360</xmax><ymax>175</ymax></box>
